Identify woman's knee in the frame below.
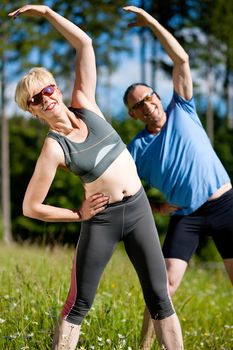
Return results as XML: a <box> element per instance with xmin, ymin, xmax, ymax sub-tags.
<box><xmin>151</xmin><ymin>297</ymin><xmax>175</xmax><ymax>320</ymax></box>
<box><xmin>62</xmin><ymin>298</ymin><xmax>92</xmax><ymax>325</ymax></box>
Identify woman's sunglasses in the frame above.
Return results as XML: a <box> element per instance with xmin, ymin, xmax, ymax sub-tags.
<box><xmin>27</xmin><ymin>84</ymin><xmax>56</xmax><ymax>106</ymax></box>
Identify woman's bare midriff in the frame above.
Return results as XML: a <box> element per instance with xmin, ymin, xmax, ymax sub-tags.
<box><xmin>84</xmin><ymin>149</ymin><xmax>142</xmax><ymax>203</ymax></box>
<box><xmin>208</xmin><ymin>182</ymin><xmax>232</xmax><ymax>201</ymax></box>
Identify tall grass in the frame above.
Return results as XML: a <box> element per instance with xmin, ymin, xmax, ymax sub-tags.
<box><xmin>0</xmin><ymin>243</ymin><xmax>232</xmax><ymax>349</ymax></box>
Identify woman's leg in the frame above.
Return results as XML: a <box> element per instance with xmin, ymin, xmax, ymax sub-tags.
<box><xmin>140</xmin><ymin>259</ymin><xmax>187</xmax><ymax>349</ymax></box>
<box><xmin>123</xmin><ymin>191</ymin><xmax>183</xmax><ymax>349</ymax></box>
<box><xmin>54</xmin><ymin>217</ymin><xmax>119</xmax><ymax>349</ymax></box>
<box><xmin>52</xmin><ymin>317</ymin><xmax>81</xmax><ymax>350</ymax></box>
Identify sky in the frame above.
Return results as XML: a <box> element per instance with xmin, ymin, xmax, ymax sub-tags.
<box><xmin>6</xmin><ymin>33</ymin><xmax>225</xmax><ymax>123</ymax></box>
<box><xmin>5</xmin><ymin>34</ymin><xmax>174</xmax><ymax>121</ymax></box>
<box><xmin>97</xmin><ymin>35</ymin><xmax>174</xmax><ymax>120</ymax></box>
<box><xmin>4</xmin><ymin>0</ymin><xmax>175</xmax><ymax>121</ymax></box>
<box><xmin>4</xmin><ymin>2</ymin><xmax>227</xmax><ymax>122</ymax></box>
<box><xmin>5</xmin><ymin>35</ymin><xmax>225</xmax><ymax>123</ymax></box>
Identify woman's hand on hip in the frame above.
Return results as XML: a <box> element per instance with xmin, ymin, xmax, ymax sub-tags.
<box><xmin>78</xmin><ymin>193</ymin><xmax>109</xmax><ymax>221</ymax></box>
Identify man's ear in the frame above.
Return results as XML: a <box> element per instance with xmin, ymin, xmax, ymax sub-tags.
<box><xmin>128</xmin><ymin>109</ymin><xmax>137</xmax><ymax>119</ymax></box>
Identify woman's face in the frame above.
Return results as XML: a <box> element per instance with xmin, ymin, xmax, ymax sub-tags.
<box><xmin>27</xmin><ymin>79</ymin><xmax>63</xmax><ymax>118</ymax></box>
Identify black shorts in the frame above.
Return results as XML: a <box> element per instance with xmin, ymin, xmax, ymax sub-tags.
<box><xmin>162</xmin><ymin>188</ymin><xmax>233</xmax><ymax>262</ymax></box>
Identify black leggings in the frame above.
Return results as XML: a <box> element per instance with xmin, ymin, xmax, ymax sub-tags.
<box><xmin>62</xmin><ymin>187</ymin><xmax>174</xmax><ymax>324</ymax></box>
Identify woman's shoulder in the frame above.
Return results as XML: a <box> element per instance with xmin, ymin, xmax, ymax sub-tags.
<box><xmin>69</xmin><ymin>105</ymin><xmax>105</xmax><ymax>120</ymax></box>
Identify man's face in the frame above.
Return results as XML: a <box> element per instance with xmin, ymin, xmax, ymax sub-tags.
<box><xmin>127</xmin><ymin>85</ymin><xmax>164</xmax><ymax>125</ymax></box>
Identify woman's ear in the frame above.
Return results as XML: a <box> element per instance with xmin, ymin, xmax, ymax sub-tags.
<box><xmin>27</xmin><ymin>106</ymin><xmax>33</xmax><ymax>114</ymax></box>
<box><xmin>27</xmin><ymin>106</ymin><xmax>37</xmax><ymax>118</ymax></box>
<box><xmin>56</xmin><ymin>87</ymin><xmax>62</xmax><ymax>95</ymax></box>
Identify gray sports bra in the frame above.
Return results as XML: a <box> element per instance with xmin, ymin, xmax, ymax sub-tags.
<box><xmin>47</xmin><ymin>107</ymin><xmax>126</xmax><ymax>183</ymax></box>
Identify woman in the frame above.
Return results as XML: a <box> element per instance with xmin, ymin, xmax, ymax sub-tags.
<box><xmin>9</xmin><ymin>5</ymin><xmax>183</xmax><ymax>350</ymax></box>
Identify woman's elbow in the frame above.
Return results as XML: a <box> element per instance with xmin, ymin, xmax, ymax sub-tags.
<box><xmin>22</xmin><ymin>203</ymin><xmax>33</xmax><ymax>218</ymax></box>
<box><xmin>22</xmin><ymin>200</ymin><xmax>38</xmax><ymax>219</ymax></box>
<box><xmin>182</xmin><ymin>51</ymin><xmax>189</xmax><ymax>64</ymax></box>
<box><xmin>82</xmin><ymin>37</ymin><xmax>93</xmax><ymax>48</ymax></box>
<box><xmin>88</xmin><ymin>37</ymin><xmax>93</xmax><ymax>46</ymax></box>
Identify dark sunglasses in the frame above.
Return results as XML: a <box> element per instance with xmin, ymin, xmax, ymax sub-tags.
<box><xmin>27</xmin><ymin>84</ymin><xmax>56</xmax><ymax>106</ymax></box>
<box><xmin>130</xmin><ymin>91</ymin><xmax>155</xmax><ymax>111</ymax></box>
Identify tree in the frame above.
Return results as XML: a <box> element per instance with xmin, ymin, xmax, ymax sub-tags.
<box><xmin>0</xmin><ymin>45</ymin><xmax>12</xmax><ymax>244</ymax></box>
<box><xmin>1</xmin><ymin>0</ymin><xmax>45</xmax><ymax>244</ymax></box>
<box><xmin>210</xmin><ymin>0</ymin><xmax>233</xmax><ymax>129</ymax></box>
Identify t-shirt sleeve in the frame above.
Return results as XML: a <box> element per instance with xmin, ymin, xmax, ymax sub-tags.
<box><xmin>172</xmin><ymin>91</ymin><xmax>203</xmax><ymax>127</ymax></box>
<box><xmin>127</xmin><ymin>138</ymin><xmax>140</xmax><ymax>162</ymax></box>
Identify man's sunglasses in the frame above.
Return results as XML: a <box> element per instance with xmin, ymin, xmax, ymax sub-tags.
<box><xmin>130</xmin><ymin>91</ymin><xmax>155</xmax><ymax>111</ymax></box>
<box><xmin>27</xmin><ymin>84</ymin><xmax>56</xmax><ymax>106</ymax></box>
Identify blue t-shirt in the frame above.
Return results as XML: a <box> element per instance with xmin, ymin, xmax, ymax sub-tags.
<box><xmin>128</xmin><ymin>91</ymin><xmax>230</xmax><ymax>215</ymax></box>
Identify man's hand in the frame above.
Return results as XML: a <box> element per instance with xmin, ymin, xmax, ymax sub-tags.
<box><xmin>150</xmin><ymin>201</ymin><xmax>179</xmax><ymax>215</ymax></box>
<box><xmin>123</xmin><ymin>5</ymin><xmax>152</xmax><ymax>28</ymax></box>
<box><xmin>78</xmin><ymin>193</ymin><xmax>109</xmax><ymax>221</ymax></box>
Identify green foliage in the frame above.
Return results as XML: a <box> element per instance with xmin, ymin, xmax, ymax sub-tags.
<box><xmin>112</xmin><ymin>117</ymin><xmax>143</xmax><ymax>145</ymax></box>
<box><xmin>9</xmin><ymin>108</ymin><xmax>233</xmax><ymax>259</ymax></box>
<box><xmin>0</xmin><ymin>215</ymin><xmax>3</xmax><ymax>241</ymax></box>
<box><xmin>4</xmin><ymin>0</ymin><xmax>233</xmax><ymax>259</ymax></box>
<box><xmin>0</xmin><ymin>243</ymin><xmax>232</xmax><ymax>349</ymax></box>
<box><xmin>210</xmin><ymin>0</ymin><xmax>233</xmax><ymax>69</ymax></box>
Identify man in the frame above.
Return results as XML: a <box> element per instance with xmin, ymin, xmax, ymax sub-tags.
<box><xmin>123</xmin><ymin>5</ymin><xmax>233</xmax><ymax>350</ymax></box>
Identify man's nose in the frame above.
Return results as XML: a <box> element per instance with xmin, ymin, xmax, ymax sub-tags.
<box><xmin>142</xmin><ymin>100</ymin><xmax>151</xmax><ymax>111</ymax></box>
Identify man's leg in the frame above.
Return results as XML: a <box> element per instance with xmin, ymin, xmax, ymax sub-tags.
<box><xmin>140</xmin><ymin>307</ymin><xmax>155</xmax><ymax>350</ymax></box>
<box><xmin>165</xmin><ymin>258</ymin><xmax>188</xmax><ymax>296</ymax></box>
<box><xmin>140</xmin><ymin>258</ymin><xmax>187</xmax><ymax>350</ymax></box>
<box><xmin>223</xmin><ymin>258</ymin><xmax>233</xmax><ymax>284</ymax></box>
<box><xmin>153</xmin><ymin>313</ymin><xmax>183</xmax><ymax>350</ymax></box>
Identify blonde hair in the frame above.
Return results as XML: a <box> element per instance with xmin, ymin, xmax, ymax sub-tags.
<box><xmin>15</xmin><ymin>67</ymin><xmax>57</xmax><ymax>111</ymax></box>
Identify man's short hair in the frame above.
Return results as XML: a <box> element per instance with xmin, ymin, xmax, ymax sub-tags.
<box><xmin>123</xmin><ymin>83</ymin><xmax>160</xmax><ymax>107</ymax></box>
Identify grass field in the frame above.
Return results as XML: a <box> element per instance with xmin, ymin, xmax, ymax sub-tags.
<box><xmin>0</xmin><ymin>243</ymin><xmax>232</xmax><ymax>349</ymax></box>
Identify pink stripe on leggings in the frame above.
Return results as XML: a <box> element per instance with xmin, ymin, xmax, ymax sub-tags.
<box><xmin>61</xmin><ymin>251</ymin><xmax>77</xmax><ymax>319</ymax></box>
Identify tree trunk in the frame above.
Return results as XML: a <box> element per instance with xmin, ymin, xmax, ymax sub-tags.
<box><xmin>0</xmin><ymin>57</ymin><xmax>13</xmax><ymax>244</ymax></box>
<box><xmin>150</xmin><ymin>39</ymin><xmax>157</xmax><ymax>91</ymax></box>
<box><xmin>226</xmin><ymin>75</ymin><xmax>233</xmax><ymax>130</ymax></box>
<box><xmin>140</xmin><ymin>28</ymin><xmax>146</xmax><ymax>83</ymax></box>
<box><xmin>140</xmin><ymin>0</ymin><xmax>146</xmax><ymax>82</ymax></box>
<box><xmin>206</xmin><ymin>67</ymin><xmax>214</xmax><ymax>144</ymax></box>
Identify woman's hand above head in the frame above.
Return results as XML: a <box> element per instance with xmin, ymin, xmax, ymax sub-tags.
<box><xmin>10</xmin><ymin>4</ymin><xmax>104</xmax><ymax>118</ymax></box>
<box><xmin>8</xmin><ymin>5</ymin><xmax>49</xmax><ymax>19</ymax></box>
<box><xmin>78</xmin><ymin>193</ymin><xmax>109</xmax><ymax>221</ymax></box>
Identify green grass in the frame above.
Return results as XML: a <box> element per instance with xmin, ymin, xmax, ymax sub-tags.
<box><xmin>0</xmin><ymin>243</ymin><xmax>232</xmax><ymax>349</ymax></box>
